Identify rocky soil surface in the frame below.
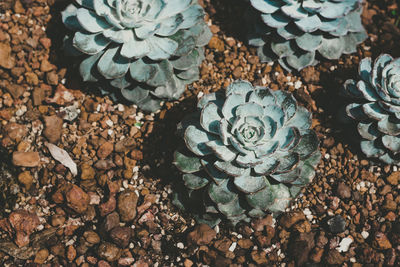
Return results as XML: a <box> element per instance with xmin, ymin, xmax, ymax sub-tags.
<box><xmin>0</xmin><ymin>0</ymin><xmax>399</xmax><ymax>266</ymax></box>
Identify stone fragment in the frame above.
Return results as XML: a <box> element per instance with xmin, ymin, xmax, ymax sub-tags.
<box><xmin>80</xmin><ymin>163</ymin><xmax>95</xmax><ymax>180</ymax></box>
<box><xmin>43</xmin><ymin>115</ymin><xmax>63</xmax><ymax>143</ymax></box>
<box><xmin>0</xmin><ymin>42</ymin><xmax>15</xmax><ymax>69</ymax></box>
<box><xmin>327</xmin><ymin>215</ymin><xmax>346</xmax><ymax>234</ymax></box>
<box><xmin>98</xmin><ymin>242</ymin><xmax>121</xmax><ymax>262</ymax></box>
<box><xmin>326</xmin><ymin>249</ymin><xmax>345</xmax><ymax>265</ymax></box>
<box><xmin>6</xmin><ymin>84</ymin><xmax>25</xmax><ymax>99</ymax></box>
<box><xmin>102</xmin><ymin>212</ymin><xmax>120</xmax><ymax>232</ymax></box>
<box><xmin>97</xmin><ymin>142</ymin><xmax>114</xmax><ymax>159</ymax></box>
<box><xmin>117</xmin><ymin>190</ymin><xmax>138</xmax><ymax>222</ymax></box>
<box><xmin>110</xmin><ymin>226</ymin><xmax>132</xmax><ymax>248</ymax></box>
<box><xmin>18</xmin><ymin>171</ymin><xmax>33</xmax><ymax>189</ymax></box>
<box><xmin>9</xmin><ymin>210</ymin><xmax>40</xmax><ymax>247</ymax></box>
<box><xmin>280</xmin><ymin>211</ymin><xmax>306</xmax><ymax>229</ymax></box>
<box><xmin>12</xmin><ymin>151</ymin><xmax>40</xmax><ymax>167</ymax></box>
<box><xmin>65</xmin><ymin>185</ymin><xmax>90</xmax><ymax>214</ymax></box>
<box><xmin>99</xmin><ymin>196</ymin><xmax>116</xmax><ymax>217</ymax></box>
<box><xmin>115</xmin><ymin>137</ymin><xmax>135</xmax><ymax>152</ymax></box>
<box><xmin>5</xmin><ymin>123</ymin><xmax>28</xmax><ymax>142</ymax></box>
<box><xmin>387</xmin><ymin>172</ymin><xmax>400</xmax><ymax>185</ymax></box>
<box><xmin>336</xmin><ymin>182</ymin><xmax>351</xmax><ymax>199</ymax></box>
<box><xmin>373</xmin><ymin>232</ymin><xmax>392</xmax><ymax>250</ymax></box>
<box><xmin>288</xmin><ymin>232</ymin><xmax>315</xmax><ymax>266</ymax></box>
<box><xmin>187</xmin><ymin>224</ymin><xmax>216</xmax><ymax>246</ymax></box>
<box><xmin>34</xmin><ymin>248</ymin><xmax>49</xmax><ymax>264</ymax></box>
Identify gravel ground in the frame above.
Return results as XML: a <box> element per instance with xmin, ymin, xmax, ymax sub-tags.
<box><xmin>0</xmin><ymin>0</ymin><xmax>399</xmax><ymax>266</ymax></box>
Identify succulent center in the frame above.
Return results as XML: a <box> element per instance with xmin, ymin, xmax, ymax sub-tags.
<box><xmin>240</xmin><ymin>125</ymin><xmax>258</xmax><ymax>141</ymax></box>
<box><xmin>123</xmin><ymin>0</ymin><xmax>141</xmax><ymax>15</ymax></box>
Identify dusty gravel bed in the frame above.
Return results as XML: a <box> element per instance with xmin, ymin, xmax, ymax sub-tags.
<box><xmin>0</xmin><ymin>0</ymin><xmax>399</xmax><ymax>266</ymax></box>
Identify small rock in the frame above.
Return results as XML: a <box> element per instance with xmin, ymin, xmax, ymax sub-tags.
<box><xmin>5</xmin><ymin>123</ymin><xmax>28</xmax><ymax>142</ymax></box>
<box><xmin>34</xmin><ymin>248</ymin><xmax>49</xmax><ymax>264</ymax></box>
<box><xmin>117</xmin><ymin>190</ymin><xmax>138</xmax><ymax>222</ymax></box>
<box><xmin>336</xmin><ymin>182</ymin><xmax>351</xmax><ymax>199</ymax></box>
<box><xmin>373</xmin><ymin>232</ymin><xmax>392</xmax><ymax>250</ymax></box>
<box><xmin>102</xmin><ymin>212</ymin><xmax>120</xmax><ymax>232</ymax></box>
<box><xmin>46</xmin><ymin>71</ymin><xmax>58</xmax><ymax>85</ymax></box>
<box><xmin>337</xmin><ymin>236</ymin><xmax>353</xmax><ymax>252</ymax></box>
<box><xmin>40</xmin><ymin>59</ymin><xmax>54</xmax><ymax>72</ymax></box>
<box><xmin>9</xmin><ymin>210</ymin><xmax>40</xmax><ymax>247</ymax></box>
<box><xmin>309</xmin><ymin>247</ymin><xmax>324</xmax><ymax>263</ymax></box>
<box><xmin>115</xmin><ymin>137</ymin><xmax>136</xmax><ymax>153</ymax></box>
<box><xmin>12</xmin><ymin>151</ymin><xmax>40</xmax><ymax>167</ymax></box>
<box><xmin>65</xmin><ymin>185</ymin><xmax>90</xmax><ymax>214</ymax></box>
<box><xmin>232</xmin><ymin>67</ymin><xmax>242</xmax><ymax>79</ymax></box>
<box><xmin>250</xmin><ymin>250</ymin><xmax>268</xmax><ymax>265</ymax></box>
<box><xmin>327</xmin><ymin>215</ymin><xmax>346</xmax><ymax>234</ymax></box>
<box><xmin>326</xmin><ymin>249</ymin><xmax>344</xmax><ymax>265</ymax></box>
<box><xmin>84</xmin><ymin>230</ymin><xmax>101</xmax><ymax>245</ymax></box>
<box><xmin>43</xmin><ymin>115</ymin><xmax>63</xmax><ymax>144</ymax></box>
<box><xmin>110</xmin><ymin>226</ymin><xmax>132</xmax><ymax>248</ymax></box>
<box><xmin>0</xmin><ymin>42</ymin><xmax>15</xmax><ymax>69</ymax></box>
<box><xmin>98</xmin><ymin>242</ymin><xmax>121</xmax><ymax>262</ymax></box>
<box><xmin>18</xmin><ymin>171</ymin><xmax>33</xmax><ymax>189</ymax></box>
<box><xmin>289</xmin><ymin>232</ymin><xmax>315</xmax><ymax>266</ymax></box>
<box><xmin>6</xmin><ymin>84</ymin><xmax>25</xmax><ymax>99</ymax></box>
<box><xmin>214</xmin><ymin>237</ymin><xmax>232</xmax><ymax>253</ymax></box>
<box><xmin>387</xmin><ymin>172</ymin><xmax>400</xmax><ymax>185</ymax></box>
<box><xmin>80</xmin><ymin>163</ymin><xmax>95</xmax><ymax>180</ymax></box>
<box><xmin>67</xmin><ymin>245</ymin><xmax>76</xmax><ymax>262</ymax></box>
<box><xmin>97</xmin><ymin>142</ymin><xmax>114</xmax><ymax>159</ymax></box>
<box><xmin>251</xmin><ymin>215</ymin><xmax>273</xmax><ymax>232</ymax></box>
<box><xmin>208</xmin><ymin>36</ymin><xmax>224</xmax><ymax>51</ymax></box>
<box><xmin>280</xmin><ymin>211</ymin><xmax>306</xmax><ymax>229</ymax></box>
<box><xmin>187</xmin><ymin>224</ymin><xmax>216</xmax><ymax>246</ymax></box>
<box><xmin>99</xmin><ymin>196</ymin><xmax>116</xmax><ymax>217</ymax></box>
<box><xmin>238</xmin><ymin>239</ymin><xmax>253</xmax><ymax>249</ymax></box>
<box><xmin>25</xmin><ymin>72</ymin><xmax>39</xmax><ymax>86</ymax></box>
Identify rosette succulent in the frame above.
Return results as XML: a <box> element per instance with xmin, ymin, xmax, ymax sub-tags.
<box><xmin>173</xmin><ymin>80</ymin><xmax>321</xmax><ymax>225</ymax></box>
<box><xmin>344</xmin><ymin>54</ymin><xmax>400</xmax><ymax>165</ymax></box>
<box><xmin>247</xmin><ymin>0</ymin><xmax>367</xmax><ymax>71</ymax></box>
<box><xmin>61</xmin><ymin>0</ymin><xmax>211</xmax><ymax>112</ymax></box>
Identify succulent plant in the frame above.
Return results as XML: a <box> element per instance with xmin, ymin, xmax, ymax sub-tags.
<box><xmin>344</xmin><ymin>54</ymin><xmax>400</xmax><ymax>165</ymax></box>
<box><xmin>173</xmin><ymin>80</ymin><xmax>321</xmax><ymax>225</ymax></box>
<box><xmin>61</xmin><ymin>0</ymin><xmax>211</xmax><ymax>112</ymax></box>
<box><xmin>247</xmin><ymin>0</ymin><xmax>367</xmax><ymax>71</ymax></box>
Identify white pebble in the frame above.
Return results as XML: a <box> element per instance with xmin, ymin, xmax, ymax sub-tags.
<box><xmin>177</xmin><ymin>242</ymin><xmax>184</xmax><ymax>249</ymax></box>
<box><xmin>361</xmin><ymin>231</ymin><xmax>369</xmax><ymax>239</ymax></box>
<box><xmin>229</xmin><ymin>242</ymin><xmax>237</xmax><ymax>252</ymax></box>
<box><xmin>294</xmin><ymin>81</ymin><xmax>302</xmax><ymax>89</ymax></box>
<box><xmin>336</xmin><ymin>236</ymin><xmax>353</xmax><ymax>252</ymax></box>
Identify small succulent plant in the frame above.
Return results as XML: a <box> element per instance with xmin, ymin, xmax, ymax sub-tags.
<box><xmin>61</xmin><ymin>0</ymin><xmax>211</xmax><ymax>112</ymax></box>
<box><xmin>247</xmin><ymin>0</ymin><xmax>367</xmax><ymax>71</ymax></box>
<box><xmin>173</xmin><ymin>80</ymin><xmax>321</xmax><ymax>225</ymax></box>
<box><xmin>344</xmin><ymin>54</ymin><xmax>400</xmax><ymax>165</ymax></box>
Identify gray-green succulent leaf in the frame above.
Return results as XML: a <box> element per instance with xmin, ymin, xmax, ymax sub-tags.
<box><xmin>247</xmin><ymin>0</ymin><xmax>367</xmax><ymax>71</ymax></box>
<box><xmin>62</xmin><ymin>0</ymin><xmax>211</xmax><ymax>112</ymax></box>
<box><xmin>173</xmin><ymin>80</ymin><xmax>321</xmax><ymax>225</ymax></box>
<box><xmin>345</xmin><ymin>54</ymin><xmax>400</xmax><ymax>165</ymax></box>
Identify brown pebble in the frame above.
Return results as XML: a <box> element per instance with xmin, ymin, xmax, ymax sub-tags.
<box><xmin>280</xmin><ymin>211</ymin><xmax>306</xmax><ymax>229</ymax></box>
<box><xmin>117</xmin><ymin>190</ymin><xmax>138</xmax><ymax>222</ymax></box>
<box><xmin>34</xmin><ymin>248</ymin><xmax>49</xmax><ymax>264</ymax></box>
<box><xmin>97</xmin><ymin>141</ymin><xmax>114</xmax><ymax>159</ymax></box>
<box><xmin>187</xmin><ymin>224</ymin><xmax>216</xmax><ymax>246</ymax></box>
<box><xmin>43</xmin><ymin>115</ymin><xmax>63</xmax><ymax>143</ymax></box>
<box><xmin>110</xmin><ymin>226</ymin><xmax>132</xmax><ymax>248</ymax></box>
<box><xmin>12</xmin><ymin>151</ymin><xmax>40</xmax><ymax>167</ymax></box>
<box><xmin>387</xmin><ymin>172</ymin><xmax>400</xmax><ymax>185</ymax></box>
<box><xmin>98</xmin><ymin>242</ymin><xmax>121</xmax><ymax>262</ymax></box>
<box><xmin>65</xmin><ymin>184</ymin><xmax>90</xmax><ymax>214</ymax></box>
<box><xmin>18</xmin><ymin>171</ymin><xmax>33</xmax><ymax>189</ymax></box>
